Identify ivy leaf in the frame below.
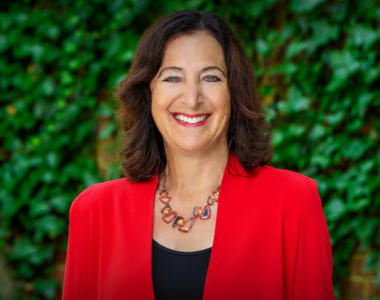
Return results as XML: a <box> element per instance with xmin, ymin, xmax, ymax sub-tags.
<box><xmin>29</xmin><ymin>201</ymin><xmax>51</xmax><ymax>217</ymax></box>
<box><xmin>354</xmin><ymin>218</ymin><xmax>378</xmax><ymax>241</ymax></box>
<box><xmin>98</xmin><ymin>123</ymin><xmax>116</xmax><ymax>140</ymax></box>
<box><xmin>0</xmin><ymin>35</ymin><xmax>9</xmax><ymax>53</ymax></box>
<box><xmin>341</xmin><ymin>139</ymin><xmax>368</xmax><ymax>160</ymax></box>
<box><xmin>346</xmin><ymin>198</ymin><xmax>371</xmax><ymax>212</ymax></box>
<box><xmin>255</xmin><ymin>39</ymin><xmax>270</xmax><ymax>56</ymax></box>
<box><xmin>35</xmin><ymin>215</ymin><xmax>66</xmax><ymax>239</ymax></box>
<box><xmin>290</xmin><ymin>0</ymin><xmax>325</xmax><ymax>13</ymax></box>
<box><xmin>34</xmin><ymin>279</ymin><xmax>57</xmax><ymax>300</ymax></box>
<box><xmin>311</xmin><ymin>20</ymin><xmax>339</xmax><ymax>46</ymax></box>
<box><xmin>82</xmin><ymin>170</ymin><xmax>100</xmax><ymax>187</ymax></box>
<box><xmin>350</xmin><ymin>24</ymin><xmax>379</xmax><ymax>49</ymax></box>
<box><xmin>324</xmin><ymin>198</ymin><xmax>345</xmax><ymax>221</ymax></box>
<box><xmin>286</xmin><ymin>86</ymin><xmax>311</xmax><ymax>112</ymax></box>
<box><xmin>285</xmin><ymin>42</ymin><xmax>307</xmax><ymax>59</ymax></box>
<box><xmin>41</xmin><ymin>77</ymin><xmax>55</xmax><ymax>96</ymax></box>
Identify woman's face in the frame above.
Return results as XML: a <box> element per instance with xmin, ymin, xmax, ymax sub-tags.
<box><xmin>149</xmin><ymin>32</ymin><xmax>231</xmax><ymax>154</ymax></box>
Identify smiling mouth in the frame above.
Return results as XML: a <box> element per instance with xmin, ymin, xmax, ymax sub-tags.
<box><xmin>173</xmin><ymin>114</ymin><xmax>210</xmax><ymax>124</ymax></box>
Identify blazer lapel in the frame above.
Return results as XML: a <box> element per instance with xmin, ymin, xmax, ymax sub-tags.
<box><xmin>123</xmin><ymin>176</ymin><xmax>158</xmax><ymax>299</ymax></box>
<box><xmin>202</xmin><ymin>153</ymin><xmax>262</xmax><ymax>299</ymax></box>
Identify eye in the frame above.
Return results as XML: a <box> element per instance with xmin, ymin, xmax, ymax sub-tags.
<box><xmin>204</xmin><ymin>75</ymin><xmax>220</xmax><ymax>82</ymax></box>
<box><xmin>164</xmin><ymin>76</ymin><xmax>180</xmax><ymax>83</ymax></box>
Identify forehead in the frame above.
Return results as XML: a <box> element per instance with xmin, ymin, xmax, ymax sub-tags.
<box><xmin>161</xmin><ymin>32</ymin><xmax>226</xmax><ymax>69</ymax></box>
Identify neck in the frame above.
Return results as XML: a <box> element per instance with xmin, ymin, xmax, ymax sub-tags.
<box><xmin>161</xmin><ymin>145</ymin><xmax>229</xmax><ymax>197</ymax></box>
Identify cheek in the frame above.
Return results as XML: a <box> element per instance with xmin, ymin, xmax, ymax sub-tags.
<box><xmin>150</xmin><ymin>88</ymin><xmax>173</xmax><ymax>135</ymax></box>
<box><xmin>150</xmin><ymin>91</ymin><xmax>162</xmax><ymax>128</ymax></box>
<box><xmin>217</xmin><ymin>89</ymin><xmax>231</xmax><ymax>129</ymax></box>
<box><xmin>206</xmin><ymin>86</ymin><xmax>231</xmax><ymax>115</ymax></box>
<box><xmin>151</xmin><ymin>84</ymin><xmax>176</xmax><ymax>108</ymax></box>
<box><xmin>151</xmin><ymin>87</ymin><xmax>166</xmax><ymax>115</ymax></box>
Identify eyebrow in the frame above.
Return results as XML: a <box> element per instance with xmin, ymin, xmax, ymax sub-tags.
<box><xmin>157</xmin><ymin>67</ymin><xmax>182</xmax><ymax>78</ymax></box>
<box><xmin>157</xmin><ymin>66</ymin><xmax>227</xmax><ymax>79</ymax></box>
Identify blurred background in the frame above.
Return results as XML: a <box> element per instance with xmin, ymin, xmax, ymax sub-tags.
<box><xmin>0</xmin><ymin>0</ymin><xmax>379</xmax><ymax>299</ymax></box>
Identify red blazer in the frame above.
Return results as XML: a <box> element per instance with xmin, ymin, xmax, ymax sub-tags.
<box><xmin>62</xmin><ymin>154</ymin><xmax>334</xmax><ymax>299</ymax></box>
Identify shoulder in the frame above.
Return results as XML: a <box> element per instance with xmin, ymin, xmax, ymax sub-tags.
<box><xmin>259</xmin><ymin>165</ymin><xmax>317</xmax><ymax>188</ymax></box>
<box><xmin>69</xmin><ymin>178</ymin><xmax>135</xmax><ymax>217</ymax></box>
<box><xmin>83</xmin><ymin>177</ymin><xmax>133</xmax><ymax>195</ymax></box>
<box><xmin>70</xmin><ymin>176</ymin><xmax>158</xmax><ymax>218</ymax></box>
<box><xmin>254</xmin><ymin>165</ymin><xmax>319</xmax><ymax>209</ymax></box>
<box><xmin>228</xmin><ymin>156</ymin><xmax>318</xmax><ymax>200</ymax></box>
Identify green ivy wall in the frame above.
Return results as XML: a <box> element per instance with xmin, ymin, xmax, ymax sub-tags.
<box><xmin>0</xmin><ymin>0</ymin><xmax>379</xmax><ymax>299</ymax></box>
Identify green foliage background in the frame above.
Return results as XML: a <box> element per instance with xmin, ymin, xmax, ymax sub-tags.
<box><xmin>0</xmin><ymin>0</ymin><xmax>379</xmax><ymax>299</ymax></box>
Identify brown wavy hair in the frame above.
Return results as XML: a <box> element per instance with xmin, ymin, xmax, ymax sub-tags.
<box><xmin>116</xmin><ymin>10</ymin><xmax>273</xmax><ymax>182</ymax></box>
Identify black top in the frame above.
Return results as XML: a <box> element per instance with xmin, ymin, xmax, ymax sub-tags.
<box><xmin>152</xmin><ymin>239</ymin><xmax>212</xmax><ymax>300</ymax></box>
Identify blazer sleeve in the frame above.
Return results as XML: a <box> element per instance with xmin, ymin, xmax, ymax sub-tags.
<box><xmin>293</xmin><ymin>179</ymin><xmax>335</xmax><ymax>300</ymax></box>
<box><xmin>62</xmin><ymin>195</ymin><xmax>89</xmax><ymax>300</ymax></box>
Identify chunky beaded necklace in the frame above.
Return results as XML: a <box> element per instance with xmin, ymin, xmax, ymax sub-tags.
<box><xmin>159</xmin><ymin>185</ymin><xmax>220</xmax><ymax>233</ymax></box>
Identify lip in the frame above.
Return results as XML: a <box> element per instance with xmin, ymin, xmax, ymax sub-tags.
<box><xmin>170</xmin><ymin>112</ymin><xmax>212</xmax><ymax>127</ymax></box>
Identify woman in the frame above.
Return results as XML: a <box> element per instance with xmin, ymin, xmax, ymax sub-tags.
<box><xmin>62</xmin><ymin>10</ymin><xmax>334</xmax><ymax>300</ymax></box>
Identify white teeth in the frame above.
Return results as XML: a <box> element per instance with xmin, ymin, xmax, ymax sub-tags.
<box><xmin>174</xmin><ymin>114</ymin><xmax>208</xmax><ymax>124</ymax></box>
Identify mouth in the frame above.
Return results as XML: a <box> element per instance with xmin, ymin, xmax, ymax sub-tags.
<box><xmin>171</xmin><ymin>113</ymin><xmax>211</xmax><ymax>124</ymax></box>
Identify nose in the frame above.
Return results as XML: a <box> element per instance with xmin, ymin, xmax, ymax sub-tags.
<box><xmin>182</xmin><ymin>77</ymin><xmax>203</xmax><ymax>108</ymax></box>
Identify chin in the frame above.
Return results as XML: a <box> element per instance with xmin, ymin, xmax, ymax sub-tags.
<box><xmin>175</xmin><ymin>140</ymin><xmax>210</xmax><ymax>153</ymax></box>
